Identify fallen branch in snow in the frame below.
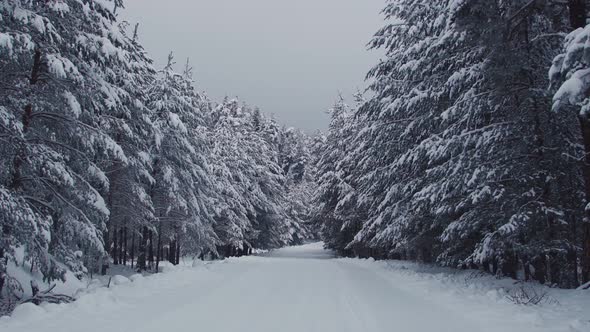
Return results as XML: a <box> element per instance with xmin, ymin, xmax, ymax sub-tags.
<box><xmin>462</xmin><ymin>271</ymin><xmax>488</xmax><ymax>286</ymax></box>
<box><xmin>1</xmin><ymin>279</ymin><xmax>75</xmax><ymax>316</ymax></box>
<box><xmin>578</xmin><ymin>281</ymin><xmax>590</xmax><ymax>290</ymax></box>
<box><xmin>506</xmin><ymin>286</ymin><xmax>557</xmax><ymax>306</ymax></box>
<box><xmin>21</xmin><ymin>283</ymin><xmax>74</xmax><ymax>306</ymax></box>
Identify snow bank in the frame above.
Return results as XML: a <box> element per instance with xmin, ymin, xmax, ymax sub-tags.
<box><xmin>9</xmin><ymin>303</ymin><xmax>46</xmax><ymax>321</ymax></box>
<box><xmin>110</xmin><ymin>275</ymin><xmax>130</xmax><ymax>286</ymax></box>
<box><xmin>1</xmin><ymin>244</ymin><xmax>587</xmax><ymax>332</ymax></box>
<box><xmin>340</xmin><ymin>258</ymin><xmax>590</xmax><ymax>332</ymax></box>
<box><xmin>2</xmin><ymin>252</ymin><xmax>211</xmax><ymax>317</ymax></box>
<box><xmin>0</xmin><ymin>258</ymin><xmax>227</xmax><ymax>328</ymax></box>
<box><xmin>5</xmin><ymin>253</ymin><xmax>86</xmax><ymax>299</ymax></box>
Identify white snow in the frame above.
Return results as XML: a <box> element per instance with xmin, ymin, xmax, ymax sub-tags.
<box><xmin>91</xmin><ymin>191</ymin><xmax>110</xmax><ymax>216</ymax></box>
<box><xmin>0</xmin><ymin>33</ymin><xmax>35</xmax><ymax>56</ymax></box>
<box><xmin>110</xmin><ymin>275</ymin><xmax>131</xmax><ymax>286</ymax></box>
<box><xmin>46</xmin><ymin>54</ymin><xmax>81</xmax><ymax>81</ymax></box>
<box><xmin>5</xmin><ymin>256</ymin><xmax>85</xmax><ymax>300</ymax></box>
<box><xmin>47</xmin><ymin>1</ymin><xmax>70</xmax><ymax>14</ymax></box>
<box><xmin>63</xmin><ymin>91</ymin><xmax>82</xmax><ymax>118</ymax></box>
<box><xmin>168</xmin><ymin>112</ymin><xmax>188</xmax><ymax>134</ymax></box>
<box><xmin>30</xmin><ymin>15</ymin><xmax>45</xmax><ymax>34</ymax></box>
<box><xmin>0</xmin><ymin>32</ymin><xmax>13</xmax><ymax>54</ymax></box>
<box><xmin>1</xmin><ymin>243</ymin><xmax>588</xmax><ymax>332</ymax></box>
<box><xmin>553</xmin><ymin>68</ymin><xmax>590</xmax><ymax>108</ymax></box>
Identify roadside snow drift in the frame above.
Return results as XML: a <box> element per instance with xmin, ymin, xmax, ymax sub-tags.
<box><xmin>1</xmin><ymin>243</ymin><xmax>588</xmax><ymax>332</ymax></box>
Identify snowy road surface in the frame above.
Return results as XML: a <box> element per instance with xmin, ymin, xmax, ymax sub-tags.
<box><xmin>1</xmin><ymin>243</ymin><xmax>587</xmax><ymax>332</ymax></box>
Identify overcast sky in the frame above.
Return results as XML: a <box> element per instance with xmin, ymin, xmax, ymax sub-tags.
<box><xmin>122</xmin><ymin>0</ymin><xmax>384</xmax><ymax>132</ymax></box>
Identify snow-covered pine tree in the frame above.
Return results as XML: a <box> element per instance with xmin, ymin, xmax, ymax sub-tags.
<box><xmin>208</xmin><ymin>99</ymin><xmax>309</xmax><ymax>254</ymax></box>
<box><xmin>279</xmin><ymin>127</ymin><xmax>306</xmax><ymax>184</ymax></box>
<box><xmin>280</xmin><ymin>127</ymin><xmax>314</xmax><ymax>244</ymax></box>
<box><xmin>319</xmin><ymin>0</ymin><xmax>583</xmax><ymax>287</ymax></box>
<box><xmin>316</xmin><ymin>96</ymin><xmax>366</xmax><ymax>256</ymax></box>
<box><xmin>549</xmin><ymin>0</ymin><xmax>590</xmax><ymax>284</ymax></box>
<box><xmin>0</xmin><ymin>0</ymin><xmax>136</xmax><ymax>282</ymax></box>
<box><xmin>83</xmin><ymin>17</ymin><xmax>160</xmax><ymax>272</ymax></box>
<box><xmin>174</xmin><ymin>58</ymin><xmax>219</xmax><ymax>260</ymax></box>
<box><xmin>307</xmin><ymin>131</ymin><xmax>328</xmax><ymax>238</ymax></box>
<box><xmin>207</xmin><ymin>98</ymin><xmax>259</xmax><ymax>257</ymax></box>
<box><xmin>144</xmin><ymin>53</ymin><xmax>217</xmax><ymax>269</ymax></box>
<box><xmin>447</xmin><ymin>0</ymin><xmax>581</xmax><ymax>287</ymax></box>
<box><xmin>250</xmin><ymin>114</ymin><xmax>294</xmax><ymax>249</ymax></box>
<box><xmin>0</xmin><ymin>0</ymin><xmax>317</xmax><ymax>300</ymax></box>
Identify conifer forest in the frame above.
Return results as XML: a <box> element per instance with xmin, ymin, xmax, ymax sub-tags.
<box><xmin>0</xmin><ymin>1</ymin><xmax>589</xmax><ymax>332</ymax></box>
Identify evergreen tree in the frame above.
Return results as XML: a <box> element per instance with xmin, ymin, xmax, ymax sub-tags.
<box><xmin>0</xmin><ymin>0</ymin><xmax>316</xmax><ymax>301</ymax></box>
<box><xmin>550</xmin><ymin>0</ymin><xmax>590</xmax><ymax>284</ymax></box>
<box><xmin>0</xmin><ymin>0</ymin><xmax>133</xmax><ymax>281</ymax></box>
<box><xmin>315</xmin><ymin>97</ymin><xmax>366</xmax><ymax>256</ymax></box>
<box><xmin>318</xmin><ymin>0</ymin><xmax>583</xmax><ymax>287</ymax></box>
<box><xmin>208</xmin><ymin>99</ymin><xmax>310</xmax><ymax>254</ymax></box>
<box><xmin>145</xmin><ymin>54</ymin><xmax>217</xmax><ymax>268</ymax></box>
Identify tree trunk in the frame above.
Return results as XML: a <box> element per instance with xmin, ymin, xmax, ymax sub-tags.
<box><xmin>569</xmin><ymin>0</ymin><xmax>587</xmax><ymax>29</ymax></box>
<box><xmin>155</xmin><ymin>222</ymin><xmax>162</xmax><ymax>273</ymax></box>
<box><xmin>175</xmin><ymin>241</ymin><xmax>180</xmax><ymax>265</ymax></box>
<box><xmin>169</xmin><ymin>240</ymin><xmax>176</xmax><ymax>263</ymax></box>
<box><xmin>9</xmin><ymin>49</ymin><xmax>42</xmax><ymax>190</ymax></box>
<box><xmin>29</xmin><ymin>49</ymin><xmax>42</xmax><ymax>85</ymax></box>
<box><xmin>502</xmin><ymin>251</ymin><xmax>518</xmax><ymax>280</ymax></box>
<box><xmin>583</xmin><ymin>222</ymin><xmax>590</xmax><ymax>283</ymax></box>
<box><xmin>0</xmin><ymin>274</ymin><xmax>5</xmax><ymax>299</ymax></box>
<box><xmin>578</xmin><ymin>116</ymin><xmax>590</xmax><ymax>283</ymax></box>
<box><xmin>148</xmin><ymin>230</ymin><xmax>154</xmax><ymax>270</ymax></box>
<box><xmin>579</xmin><ymin>131</ymin><xmax>590</xmax><ymax>283</ymax></box>
<box><xmin>101</xmin><ymin>255</ymin><xmax>108</xmax><ymax>276</ymax></box>
<box><xmin>569</xmin><ymin>0</ymin><xmax>590</xmax><ymax>285</ymax></box>
<box><xmin>112</xmin><ymin>226</ymin><xmax>119</xmax><ymax>265</ymax></box>
<box><xmin>123</xmin><ymin>227</ymin><xmax>128</xmax><ymax>266</ymax></box>
<box><xmin>130</xmin><ymin>231</ymin><xmax>136</xmax><ymax>269</ymax></box>
<box><xmin>10</xmin><ymin>106</ymin><xmax>33</xmax><ymax>190</ymax></box>
<box><xmin>0</xmin><ymin>248</ymin><xmax>5</xmax><ymax>298</ymax></box>
<box><xmin>119</xmin><ymin>227</ymin><xmax>124</xmax><ymax>266</ymax></box>
<box><xmin>30</xmin><ymin>281</ymin><xmax>40</xmax><ymax>305</ymax></box>
<box><xmin>137</xmin><ymin>227</ymin><xmax>148</xmax><ymax>271</ymax></box>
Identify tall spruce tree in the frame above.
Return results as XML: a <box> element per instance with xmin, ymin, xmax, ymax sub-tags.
<box><xmin>550</xmin><ymin>0</ymin><xmax>590</xmax><ymax>284</ymax></box>
<box><xmin>0</xmin><ymin>0</ymin><xmax>136</xmax><ymax>281</ymax></box>
<box><xmin>0</xmin><ymin>0</ymin><xmax>316</xmax><ymax>301</ymax></box>
<box><xmin>317</xmin><ymin>0</ymin><xmax>583</xmax><ymax>287</ymax></box>
<box><xmin>316</xmin><ymin>97</ymin><xmax>366</xmax><ymax>256</ymax></box>
<box><xmin>144</xmin><ymin>54</ymin><xmax>217</xmax><ymax>268</ymax></box>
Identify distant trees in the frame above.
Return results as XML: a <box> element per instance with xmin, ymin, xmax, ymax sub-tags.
<box><xmin>0</xmin><ymin>0</ymin><xmax>313</xmax><ymax>302</ymax></box>
<box><xmin>315</xmin><ymin>96</ymin><xmax>366</xmax><ymax>256</ymax></box>
<box><xmin>316</xmin><ymin>0</ymin><xmax>588</xmax><ymax>288</ymax></box>
<box><xmin>208</xmin><ymin>99</ymin><xmax>313</xmax><ymax>255</ymax></box>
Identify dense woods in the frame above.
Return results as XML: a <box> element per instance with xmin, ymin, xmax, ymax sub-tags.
<box><xmin>3</xmin><ymin>0</ymin><xmax>590</xmax><ymax>316</ymax></box>
<box><xmin>0</xmin><ymin>0</ymin><xmax>314</xmax><ymax>303</ymax></box>
<box><xmin>315</xmin><ymin>0</ymin><xmax>590</xmax><ymax>288</ymax></box>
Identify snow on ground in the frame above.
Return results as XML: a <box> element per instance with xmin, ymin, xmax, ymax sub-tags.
<box><xmin>1</xmin><ymin>242</ymin><xmax>588</xmax><ymax>332</ymax></box>
<box><xmin>4</xmin><ymin>247</ymin><xmax>86</xmax><ymax>299</ymax></box>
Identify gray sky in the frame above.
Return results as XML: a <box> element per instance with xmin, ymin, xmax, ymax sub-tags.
<box><xmin>122</xmin><ymin>0</ymin><xmax>383</xmax><ymax>132</ymax></box>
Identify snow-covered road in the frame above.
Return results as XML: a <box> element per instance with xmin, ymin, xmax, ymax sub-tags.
<box><xmin>1</xmin><ymin>243</ymin><xmax>587</xmax><ymax>332</ymax></box>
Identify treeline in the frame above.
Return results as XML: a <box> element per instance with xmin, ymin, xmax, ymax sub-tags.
<box><xmin>315</xmin><ymin>0</ymin><xmax>590</xmax><ymax>288</ymax></box>
<box><xmin>0</xmin><ymin>0</ymin><xmax>314</xmax><ymax>293</ymax></box>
